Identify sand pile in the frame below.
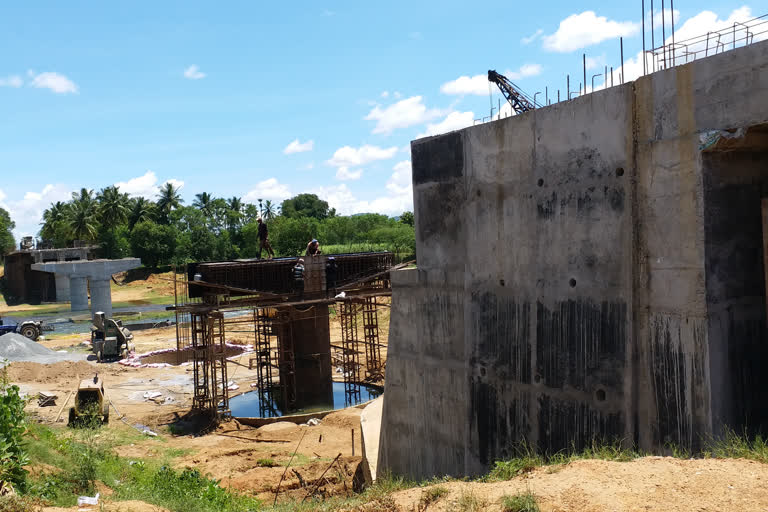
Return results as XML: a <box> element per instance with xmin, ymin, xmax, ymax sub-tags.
<box><xmin>0</xmin><ymin>332</ymin><xmax>85</xmax><ymax>364</ymax></box>
<box><xmin>6</xmin><ymin>360</ymin><xmax>97</xmax><ymax>383</ymax></box>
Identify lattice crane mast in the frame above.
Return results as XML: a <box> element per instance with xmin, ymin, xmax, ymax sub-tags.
<box><xmin>487</xmin><ymin>69</ymin><xmax>536</xmax><ymax>114</ymax></box>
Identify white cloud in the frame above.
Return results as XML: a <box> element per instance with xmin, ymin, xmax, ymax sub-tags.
<box><xmin>542</xmin><ymin>11</ymin><xmax>640</xmax><ymax>52</ymax></box>
<box><xmin>651</xmin><ymin>8</ymin><xmax>680</xmax><ymax>29</ymax></box>
<box><xmin>441</xmin><ymin>64</ymin><xmax>542</xmax><ymax>96</ymax></box>
<box><xmin>612</xmin><ymin>6</ymin><xmax>764</xmax><ymax>85</ymax></box>
<box><xmin>244</xmin><ymin>178</ymin><xmax>292</xmax><ymax>203</ymax></box>
<box><xmin>183</xmin><ymin>65</ymin><xmax>206</xmax><ymax>80</ymax></box>
<box><xmin>28</xmin><ymin>71</ymin><xmax>78</xmax><ymax>94</ymax></box>
<box><xmin>417</xmin><ymin>111</ymin><xmax>475</xmax><ymax>139</ymax></box>
<box><xmin>115</xmin><ymin>171</ymin><xmax>160</xmax><ymax>198</ymax></box>
<box><xmin>299</xmin><ymin>162</ymin><xmax>315</xmax><ymax>171</ymax></box>
<box><xmin>283</xmin><ymin>139</ymin><xmax>314</xmax><ymax>154</ymax></box>
<box><xmin>311</xmin><ymin>160</ymin><xmax>413</xmax><ymax>216</ymax></box>
<box><xmin>335</xmin><ymin>167</ymin><xmax>363</xmax><ymax>180</ymax></box>
<box><xmin>585</xmin><ymin>55</ymin><xmax>606</xmax><ymax>70</ymax></box>
<box><xmin>393</xmin><ymin>91</ymin><xmax>402</xmax><ymax>99</ymax></box>
<box><xmin>364</xmin><ymin>96</ymin><xmax>445</xmax><ymax>135</ymax></box>
<box><xmin>114</xmin><ymin>171</ymin><xmax>183</xmax><ymax>198</ymax></box>
<box><xmin>0</xmin><ymin>75</ymin><xmax>22</xmax><ymax>88</ymax></box>
<box><xmin>4</xmin><ymin>183</ymin><xmax>72</xmax><ymax>240</ymax></box>
<box><xmin>380</xmin><ymin>91</ymin><xmax>389</xmax><ymax>98</ymax></box>
<box><xmin>326</xmin><ymin>144</ymin><xmax>398</xmax><ymax>168</ymax></box>
<box><xmin>522</xmin><ymin>29</ymin><xmax>544</xmax><ymax>45</ymax></box>
<box><xmin>0</xmin><ymin>188</ymin><xmax>6</xmax><ymax>203</ymax></box>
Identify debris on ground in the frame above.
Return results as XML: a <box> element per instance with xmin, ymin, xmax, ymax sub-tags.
<box><xmin>37</xmin><ymin>391</ymin><xmax>57</xmax><ymax>406</ymax></box>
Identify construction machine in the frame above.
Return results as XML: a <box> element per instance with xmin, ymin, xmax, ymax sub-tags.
<box><xmin>0</xmin><ymin>316</ymin><xmax>45</xmax><ymax>341</ymax></box>
<box><xmin>487</xmin><ymin>69</ymin><xmax>537</xmax><ymax>115</ymax></box>
<box><xmin>90</xmin><ymin>312</ymin><xmax>135</xmax><ymax>362</ymax></box>
<box><xmin>68</xmin><ymin>374</ymin><xmax>109</xmax><ymax>426</ymax></box>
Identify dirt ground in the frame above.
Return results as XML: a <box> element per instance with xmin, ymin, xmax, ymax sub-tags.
<box><xmin>387</xmin><ymin>457</ymin><xmax>768</xmax><ymax>512</ymax></box>
<box><xmin>8</xmin><ymin>281</ymin><xmax>768</xmax><ymax>512</ymax></box>
<box><xmin>12</xmin><ymin>303</ymin><xmax>383</xmax><ymax>511</ymax></box>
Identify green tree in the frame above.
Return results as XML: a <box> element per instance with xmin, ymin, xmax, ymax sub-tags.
<box><xmin>193</xmin><ymin>192</ymin><xmax>214</xmax><ymax>216</ymax></box>
<box><xmin>96</xmin><ymin>185</ymin><xmax>130</xmax><ymax>230</ymax></box>
<box><xmin>67</xmin><ymin>199</ymin><xmax>97</xmax><ymax>242</ymax></box>
<box><xmin>40</xmin><ymin>201</ymin><xmax>70</xmax><ymax>246</ymax></box>
<box><xmin>0</xmin><ymin>370</ymin><xmax>29</xmax><ymax>491</ymax></box>
<box><xmin>281</xmin><ymin>193</ymin><xmax>330</xmax><ymax>220</ymax></box>
<box><xmin>129</xmin><ymin>221</ymin><xmax>177</xmax><ymax>267</ymax></box>
<box><xmin>0</xmin><ymin>208</ymin><xmax>16</xmax><ymax>258</ymax></box>
<box><xmin>270</xmin><ymin>216</ymin><xmax>320</xmax><ymax>256</ymax></box>
<box><xmin>262</xmin><ymin>200</ymin><xmax>277</xmax><ymax>221</ymax></box>
<box><xmin>399</xmin><ymin>211</ymin><xmax>414</xmax><ymax>226</ymax></box>
<box><xmin>156</xmin><ymin>182</ymin><xmax>183</xmax><ymax>224</ymax></box>
<box><xmin>128</xmin><ymin>197</ymin><xmax>156</xmax><ymax>230</ymax></box>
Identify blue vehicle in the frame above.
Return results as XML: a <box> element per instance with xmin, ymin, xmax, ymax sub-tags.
<box><xmin>0</xmin><ymin>316</ymin><xmax>44</xmax><ymax>341</ymax></box>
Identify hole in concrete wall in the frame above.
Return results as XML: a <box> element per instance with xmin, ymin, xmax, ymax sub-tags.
<box><xmin>569</xmin><ymin>278</ymin><xmax>577</xmax><ymax>288</ymax></box>
<box><xmin>534</xmin><ymin>374</ymin><xmax>541</xmax><ymax>383</ymax></box>
<box><xmin>537</xmin><ymin>179</ymin><xmax>544</xmax><ymax>187</ymax></box>
<box><xmin>480</xmin><ymin>367</ymin><xmax>486</xmax><ymax>376</ymax></box>
<box><xmin>476</xmin><ymin>190</ymin><xmax>481</xmax><ymax>197</ymax></box>
<box><xmin>499</xmin><ymin>279</ymin><xmax>505</xmax><ymax>287</ymax></box>
<box><xmin>596</xmin><ymin>389</ymin><xmax>606</xmax><ymax>401</ymax></box>
<box><xmin>616</xmin><ymin>167</ymin><xmax>625</xmax><ymax>177</ymax></box>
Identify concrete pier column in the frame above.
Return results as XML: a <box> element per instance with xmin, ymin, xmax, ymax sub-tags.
<box><xmin>54</xmin><ymin>274</ymin><xmax>71</xmax><ymax>302</ymax></box>
<box><xmin>89</xmin><ymin>278</ymin><xmax>112</xmax><ymax>319</ymax></box>
<box><xmin>69</xmin><ymin>276</ymin><xmax>89</xmax><ymax>312</ymax></box>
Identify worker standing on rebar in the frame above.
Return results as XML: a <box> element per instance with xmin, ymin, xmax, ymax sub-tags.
<box><xmin>292</xmin><ymin>258</ymin><xmax>305</xmax><ymax>294</ymax></box>
<box><xmin>306</xmin><ymin>238</ymin><xmax>321</xmax><ymax>256</ymax></box>
<box><xmin>257</xmin><ymin>218</ymin><xmax>275</xmax><ymax>259</ymax></box>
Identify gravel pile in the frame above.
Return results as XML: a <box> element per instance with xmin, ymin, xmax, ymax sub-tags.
<box><xmin>0</xmin><ymin>332</ymin><xmax>85</xmax><ymax>364</ymax></box>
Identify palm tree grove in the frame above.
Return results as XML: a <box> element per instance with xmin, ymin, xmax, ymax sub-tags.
<box><xmin>26</xmin><ymin>186</ymin><xmax>415</xmax><ymax>268</ymax></box>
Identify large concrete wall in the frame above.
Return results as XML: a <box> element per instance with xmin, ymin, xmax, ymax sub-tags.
<box><xmin>379</xmin><ymin>40</ymin><xmax>768</xmax><ymax>479</ymax></box>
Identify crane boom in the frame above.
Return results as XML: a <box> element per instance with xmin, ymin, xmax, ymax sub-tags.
<box><xmin>487</xmin><ymin>69</ymin><xmax>536</xmax><ymax>114</ymax></box>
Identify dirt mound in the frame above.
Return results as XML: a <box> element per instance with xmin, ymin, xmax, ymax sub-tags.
<box><xmin>388</xmin><ymin>456</ymin><xmax>768</xmax><ymax>512</ymax></box>
<box><xmin>7</xmin><ymin>360</ymin><xmax>97</xmax><ymax>384</ymax></box>
<box><xmin>322</xmin><ymin>409</ymin><xmax>363</xmax><ymax>430</ymax></box>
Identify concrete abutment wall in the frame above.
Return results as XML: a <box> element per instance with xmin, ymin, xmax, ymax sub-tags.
<box><xmin>379</xmin><ymin>40</ymin><xmax>768</xmax><ymax>479</ymax></box>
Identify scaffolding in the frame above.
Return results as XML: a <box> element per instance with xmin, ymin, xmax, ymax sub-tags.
<box><xmin>339</xmin><ymin>300</ymin><xmax>361</xmax><ymax>406</ymax></box>
<box><xmin>362</xmin><ymin>297</ymin><xmax>384</xmax><ymax>381</ymax></box>
<box><xmin>173</xmin><ymin>252</ymin><xmax>404</xmax><ymax>420</ymax></box>
<box><xmin>190</xmin><ymin>312</ymin><xmax>230</xmax><ymax>417</ymax></box>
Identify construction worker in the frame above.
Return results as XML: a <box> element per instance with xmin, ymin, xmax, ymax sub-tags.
<box><xmin>325</xmin><ymin>256</ymin><xmax>338</xmax><ymax>293</ymax></box>
<box><xmin>306</xmin><ymin>239</ymin><xmax>321</xmax><ymax>256</ymax></box>
<box><xmin>257</xmin><ymin>218</ymin><xmax>275</xmax><ymax>259</ymax></box>
<box><xmin>292</xmin><ymin>258</ymin><xmax>305</xmax><ymax>294</ymax></box>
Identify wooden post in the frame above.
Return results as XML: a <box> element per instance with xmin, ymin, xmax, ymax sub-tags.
<box><xmin>762</xmin><ymin>199</ymin><xmax>768</xmax><ymax>321</ymax></box>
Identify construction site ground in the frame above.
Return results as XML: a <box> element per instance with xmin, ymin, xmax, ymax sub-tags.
<box><xmin>2</xmin><ymin>273</ymin><xmax>767</xmax><ymax>511</ymax></box>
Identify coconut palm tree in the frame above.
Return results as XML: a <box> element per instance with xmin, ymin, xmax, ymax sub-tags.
<box><xmin>193</xmin><ymin>192</ymin><xmax>214</xmax><ymax>216</ymax></box>
<box><xmin>262</xmin><ymin>200</ymin><xmax>277</xmax><ymax>221</ymax></box>
<box><xmin>66</xmin><ymin>200</ymin><xmax>97</xmax><ymax>241</ymax></box>
<box><xmin>156</xmin><ymin>182</ymin><xmax>183</xmax><ymax>223</ymax></box>
<box><xmin>96</xmin><ymin>186</ymin><xmax>130</xmax><ymax>229</ymax></box>
<box><xmin>128</xmin><ymin>197</ymin><xmax>156</xmax><ymax>229</ymax></box>
<box><xmin>40</xmin><ymin>201</ymin><xmax>70</xmax><ymax>243</ymax></box>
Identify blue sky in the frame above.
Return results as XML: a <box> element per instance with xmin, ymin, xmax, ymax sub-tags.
<box><xmin>0</xmin><ymin>1</ymin><xmax>763</xmax><ymax>239</ymax></box>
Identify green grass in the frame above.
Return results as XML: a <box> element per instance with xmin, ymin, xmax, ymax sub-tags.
<box><xmin>704</xmin><ymin>430</ymin><xmax>768</xmax><ymax>463</ymax></box>
<box><xmin>257</xmin><ymin>458</ymin><xmax>277</xmax><ymax>468</ymax></box>
<box><xmin>501</xmin><ymin>491</ymin><xmax>539</xmax><ymax>512</ymax></box>
<box><xmin>23</xmin><ymin>422</ymin><xmax>261</xmax><ymax>512</ymax></box>
<box><xmin>419</xmin><ymin>485</ymin><xmax>448</xmax><ymax>508</ymax></box>
<box><xmin>456</xmin><ymin>490</ymin><xmax>484</xmax><ymax>511</ymax></box>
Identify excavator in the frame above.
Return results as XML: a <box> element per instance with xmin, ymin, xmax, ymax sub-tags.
<box><xmin>487</xmin><ymin>69</ymin><xmax>538</xmax><ymax>115</ymax></box>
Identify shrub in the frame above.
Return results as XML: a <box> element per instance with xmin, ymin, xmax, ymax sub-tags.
<box><xmin>0</xmin><ymin>366</ymin><xmax>28</xmax><ymax>492</ymax></box>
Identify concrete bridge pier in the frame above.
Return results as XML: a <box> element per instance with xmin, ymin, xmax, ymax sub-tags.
<box><xmin>69</xmin><ymin>276</ymin><xmax>89</xmax><ymax>312</ymax></box>
<box><xmin>89</xmin><ymin>278</ymin><xmax>113</xmax><ymax>318</ymax></box>
<box><xmin>54</xmin><ymin>274</ymin><xmax>71</xmax><ymax>302</ymax></box>
<box><xmin>31</xmin><ymin>258</ymin><xmax>141</xmax><ymax>318</ymax></box>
